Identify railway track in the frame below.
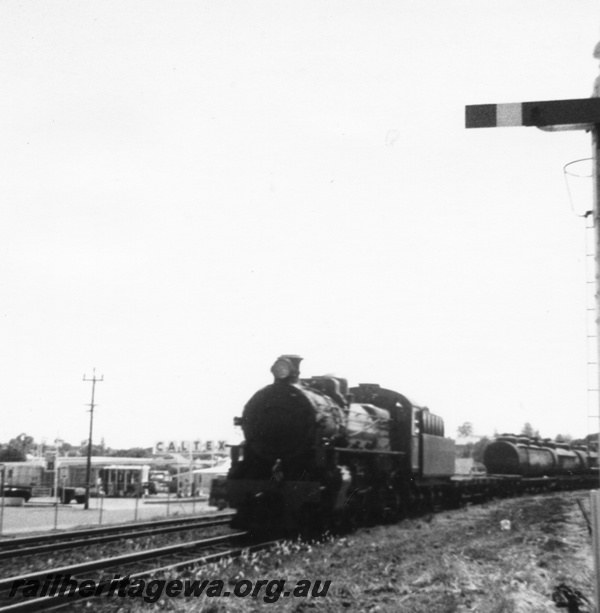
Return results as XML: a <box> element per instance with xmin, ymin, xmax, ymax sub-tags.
<box><xmin>0</xmin><ymin>532</ymin><xmax>279</xmax><ymax>611</ymax></box>
<box><xmin>0</xmin><ymin>512</ymin><xmax>235</xmax><ymax>563</ymax></box>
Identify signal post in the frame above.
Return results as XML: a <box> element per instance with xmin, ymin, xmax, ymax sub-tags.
<box><xmin>466</xmin><ymin>87</ymin><xmax>600</xmax><ymax>610</ymax></box>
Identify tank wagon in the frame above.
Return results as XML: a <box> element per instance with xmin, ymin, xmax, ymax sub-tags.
<box><xmin>483</xmin><ymin>435</ymin><xmax>597</xmax><ymax>479</ymax></box>
<box><xmin>213</xmin><ymin>355</ymin><xmax>600</xmax><ymax>536</ymax></box>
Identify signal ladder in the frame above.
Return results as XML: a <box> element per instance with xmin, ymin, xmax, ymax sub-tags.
<box><xmin>585</xmin><ymin>215</ymin><xmax>600</xmax><ymax>442</ymax></box>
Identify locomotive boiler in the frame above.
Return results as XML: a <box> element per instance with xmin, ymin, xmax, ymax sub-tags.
<box><xmin>224</xmin><ymin>355</ymin><xmax>455</xmax><ymax>535</ymax></box>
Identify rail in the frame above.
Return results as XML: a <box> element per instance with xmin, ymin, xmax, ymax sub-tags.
<box><xmin>0</xmin><ymin>534</ymin><xmax>279</xmax><ymax>612</ymax></box>
<box><xmin>0</xmin><ymin>513</ymin><xmax>234</xmax><ymax>562</ymax></box>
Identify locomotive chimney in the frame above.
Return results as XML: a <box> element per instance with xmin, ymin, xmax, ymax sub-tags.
<box><xmin>271</xmin><ymin>354</ymin><xmax>303</xmax><ymax>383</ymax></box>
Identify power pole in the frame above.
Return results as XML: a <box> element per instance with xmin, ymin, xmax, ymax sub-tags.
<box><xmin>83</xmin><ymin>369</ymin><xmax>103</xmax><ymax>510</ymax></box>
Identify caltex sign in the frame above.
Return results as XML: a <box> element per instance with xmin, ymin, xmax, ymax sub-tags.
<box><xmin>153</xmin><ymin>440</ymin><xmax>228</xmax><ymax>455</ymax></box>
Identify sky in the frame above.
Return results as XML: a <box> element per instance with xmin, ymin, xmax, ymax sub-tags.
<box><xmin>1</xmin><ymin>0</ymin><xmax>599</xmax><ymax>450</ymax></box>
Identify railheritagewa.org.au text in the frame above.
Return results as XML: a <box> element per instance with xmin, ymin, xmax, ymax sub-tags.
<box><xmin>10</xmin><ymin>574</ymin><xmax>332</xmax><ymax>604</ymax></box>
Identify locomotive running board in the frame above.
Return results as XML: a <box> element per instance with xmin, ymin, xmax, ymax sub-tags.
<box><xmin>333</xmin><ymin>448</ymin><xmax>405</xmax><ymax>456</ymax></box>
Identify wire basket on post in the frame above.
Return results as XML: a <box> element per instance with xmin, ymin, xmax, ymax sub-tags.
<box><xmin>564</xmin><ymin>158</ymin><xmax>593</xmax><ymax>218</ymax></box>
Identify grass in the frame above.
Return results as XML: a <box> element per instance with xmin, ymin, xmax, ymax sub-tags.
<box><xmin>71</xmin><ymin>490</ymin><xmax>596</xmax><ymax>612</ymax></box>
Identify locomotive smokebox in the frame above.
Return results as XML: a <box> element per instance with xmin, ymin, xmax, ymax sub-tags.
<box><xmin>242</xmin><ymin>382</ymin><xmax>342</xmax><ymax>462</ymax></box>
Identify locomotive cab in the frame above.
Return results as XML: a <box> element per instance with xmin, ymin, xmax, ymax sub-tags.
<box><xmin>349</xmin><ymin>383</ymin><xmax>455</xmax><ymax>479</ymax></box>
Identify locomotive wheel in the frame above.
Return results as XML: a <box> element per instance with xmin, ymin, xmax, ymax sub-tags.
<box><xmin>411</xmin><ymin>488</ymin><xmax>432</xmax><ymax>515</ymax></box>
<box><xmin>328</xmin><ymin>509</ymin><xmax>346</xmax><ymax>535</ymax></box>
<box><xmin>445</xmin><ymin>488</ymin><xmax>462</xmax><ymax>510</ymax></box>
<box><xmin>341</xmin><ymin>489</ymin><xmax>363</xmax><ymax>532</ymax></box>
<box><xmin>298</xmin><ymin>503</ymin><xmax>324</xmax><ymax>541</ymax></box>
<box><xmin>356</xmin><ymin>489</ymin><xmax>378</xmax><ymax>527</ymax></box>
<box><xmin>366</xmin><ymin>486</ymin><xmax>390</xmax><ymax>525</ymax></box>
<box><xmin>382</xmin><ymin>488</ymin><xmax>403</xmax><ymax>524</ymax></box>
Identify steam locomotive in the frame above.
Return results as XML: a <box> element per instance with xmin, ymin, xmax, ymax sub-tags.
<box><xmin>216</xmin><ymin>355</ymin><xmax>598</xmax><ymax>536</ymax></box>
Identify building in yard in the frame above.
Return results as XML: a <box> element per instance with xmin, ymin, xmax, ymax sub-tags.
<box><xmin>1</xmin><ymin>457</ymin><xmax>152</xmax><ymax>501</ymax></box>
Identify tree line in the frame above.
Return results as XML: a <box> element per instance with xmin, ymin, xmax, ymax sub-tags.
<box><xmin>0</xmin><ymin>433</ymin><xmax>153</xmax><ymax>462</ymax></box>
<box><xmin>456</xmin><ymin>421</ymin><xmax>575</xmax><ymax>443</ymax></box>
